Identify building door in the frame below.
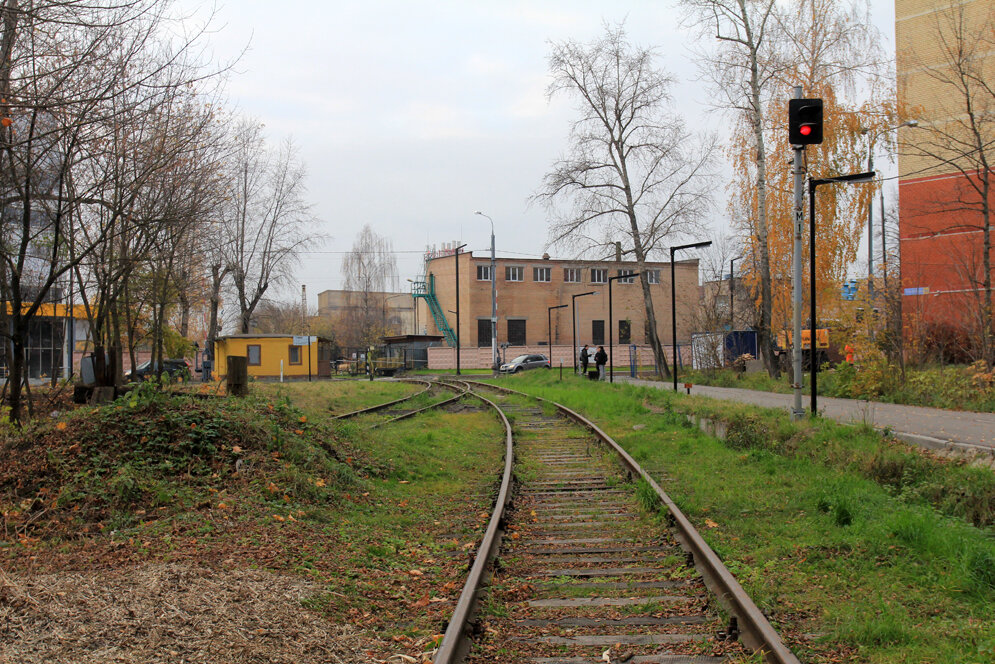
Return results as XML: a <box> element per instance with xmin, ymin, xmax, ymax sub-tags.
<box><xmin>477</xmin><ymin>319</ymin><xmax>492</xmax><ymax>347</ymax></box>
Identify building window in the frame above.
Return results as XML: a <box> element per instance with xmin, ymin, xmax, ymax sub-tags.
<box><xmin>591</xmin><ymin>268</ymin><xmax>607</xmax><ymax>284</ymax></box>
<box><xmin>619</xmin><ymin>320</ymin><xmax>631</xmax><ymax>344</ymax></box>
<box><xmin>477</xmin><ymin>319</ymin><xmax>492</xmax><ymax>347</ymax></box>
<box><xmin>592</xmin><ymin>320</ymin><xmax>605</xmax><ymax>345</ymax></box>
<box><xmin>533</xmin><ymin>267</ymin><xmax>551</xmax><ymax>282</ymax></box>
<box><xmin>506</xmin><ymin>266</ymin><xmax>523</xmax><ymax>282</ymax></box>
<box><xmin>247</xmin><ymin>345</ymin><xmax>261</xmax><ymax>366</ymax></box>
<box><xmin>564</xmin><ymin>268</ymin><xmax>582</xmax><ymax>283</ymax></box>
<box><xmin>617</xmin><ymin>269</ymin><xmax>635</xmax><ymax>284</ymax></box>
<box><xmin>646</xmin><ymin>270</ymin><xmax>660</xmax><ymax>284</ymax></box>
<box><xmin>508</xmin><ymin>319</ymin><xmax>526</xmax><ymax>345</ymax></box>
<box><xmin>288</xmin><ymin>345</ymin><xmax>302</xmax><ymax>365</ymax></box>
<box><xmin>476</xmin><ymin>264</ymin><xmax>492</xmax><ymax>281</ymax></box>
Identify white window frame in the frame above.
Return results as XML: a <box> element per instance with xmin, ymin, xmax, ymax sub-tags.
<box><xmin>476</xmin><ymin>264</ymin><xmax>492</xmax><ymax>281</ymax></box>
<box><xmin>591</xmin><ymin>268</ymin><xmax>608</xmax><ymax>284</ymax></box>
<box><xmin>564</xmin><ymin>268</ymin><xmax>582</xmax><ymax>283</ymax></box>
<box><xmin>617</xmin><ymin>269</ymin><xmax>635</xmax><ymax>284</ymax></box>
<box><xmin>647</xmin><ymin>270</ymin><xmax>660</xmax><ymax>284</ymax></box>
<box><xmin>505</xmin><ymin>266</ymin><xmax>524</xmax><ymax>282</ymax></box>
<box><xmin>533</xmin><ymin>266</ymin><xmax>551</xmax><ymax>282</ymax></box>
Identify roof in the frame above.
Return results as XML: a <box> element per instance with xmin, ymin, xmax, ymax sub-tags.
<box><xmin>425</xmin><ymin>250</ymin><xmax>698</xmax><ymax>268</ymax></box>
<box><xmin>382</xmin><ymin>334</ymin><xmax>445</xmax><ymax>343</ymax></box>
<box><xmin>217</xmin><ymin>334</ymin><xmax>332</xmax><ymax>342</ymax></box>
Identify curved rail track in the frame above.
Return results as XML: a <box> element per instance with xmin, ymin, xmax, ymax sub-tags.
<box><xmin>332</xmin><ymin>379</ymin><xmax>467</xmax><ymax>427</ymax></box>
<box><xmin>435</xmin><ymin>380</ymin><xmax>800</xmax><ymax>664</ymax></box>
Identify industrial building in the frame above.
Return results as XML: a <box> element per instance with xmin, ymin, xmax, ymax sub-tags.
<box><xmin>412</xmin><ymin>247</ymin><xmax>702</xmax><ymax>369</ymax></box>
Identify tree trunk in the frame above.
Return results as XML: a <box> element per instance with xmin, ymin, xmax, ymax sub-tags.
<box><xmin>206</xmin><ymin>263</ymin><xmax>226</xmax><ymax>362</ymax></box>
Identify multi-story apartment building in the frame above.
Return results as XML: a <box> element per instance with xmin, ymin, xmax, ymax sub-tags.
<box><xmin>897</xmin><ymin>0</ymin><xmax>995</xmax><ymax>340</ymax></box>
<box><xmin>414</xmin><ymin>250</ymin><xmax>701</xmax><ymax>358</ymax></box>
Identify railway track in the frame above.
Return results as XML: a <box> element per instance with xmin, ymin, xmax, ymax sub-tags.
<box><xmin>333</xmin><ymin>379</ymin><xmax>466</xmax><ymax>427</ymax></box>
<box><xmin>436</xmin><ymin>381</ymin><xmax>800</xmax><ymax>664</ymax></box>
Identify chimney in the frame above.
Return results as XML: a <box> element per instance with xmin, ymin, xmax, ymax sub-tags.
<box><xmin>615</xmin><ymin>242</ymin><xmax>622</xmax><ymax>262</ymax></box>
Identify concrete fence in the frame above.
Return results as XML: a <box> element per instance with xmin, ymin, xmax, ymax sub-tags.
<box><xmin>426</xmin><ymin>344</ymin><xmax>689</xmax><ymax>371</ymax></box>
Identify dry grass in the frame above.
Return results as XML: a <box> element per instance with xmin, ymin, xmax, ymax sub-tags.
<box><xmin>0</xmin><ymin>562</ymin><xmax>367</xmax><ymax>663</ymax></box>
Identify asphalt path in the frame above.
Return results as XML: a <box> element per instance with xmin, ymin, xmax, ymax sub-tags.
<box><xmin>621</xmin><ymin>377</ymin><xmax>995</xmax><ymax>459</ymax></box>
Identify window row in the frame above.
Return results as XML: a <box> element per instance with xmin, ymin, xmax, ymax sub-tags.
<box><xmin>245</xmin><ymin>344</ymin><xmax>303</xmax><ymax>366</ymax></box>
<box><xmin>475</xmin><ymin>319</ymin><xmax>639</xmax><ymax>347</ymax></box>
<box><xmin>476</xmin><ymin>265</ymin><xmax>660</xmax><ymax>284</ymax></box>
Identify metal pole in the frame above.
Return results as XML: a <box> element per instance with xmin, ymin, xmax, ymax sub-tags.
<box><xmin>809</xmin><ymin>177</ymin><xmax>818</xmax><ymax>415</ymax></box>
<box><xmin>548</xmin><ymin>304</ymin><xmax>567</xmax><ymax>362</ymax></box>
<box><xmin>729</xmin><ymin>257</ymin><xmax>737</xmax><ymax>333</ymax></box>
<box><xmin>881</xmin><ymin>187</ymin><xmax>888</xmax><ymax>294</ymax></box>
<box><xmin>490</xmin><ymin>231</ymin><xmax>497</xmax><ymax>374</ymax></box>
<box><xmin>791</xmin><ymin>85</ymin><xmax>805</xmax><ymax>419</ymax></box>
<box><xmin>572</xmin><ymin>296</ymin><xmax>578</xmax><ymax>374</ymax></box>
<box><xmin>671</xmin><ymin>249</ymin><xmax>677</xmax><ymax>392</ymax></box>
<box><xmin>867</xmin><ymin>147</ymin><xmax>875</xmax><ymax>302</ymax></box>
<box><xmin>609</xmin><ymin>277</ymin><xmax>614</xmax><ymax>382</ymax></box>
<box><xmin>454</xmin><ymin>244</ymin><xmax>466</xmax><ymax>376</ymax></box>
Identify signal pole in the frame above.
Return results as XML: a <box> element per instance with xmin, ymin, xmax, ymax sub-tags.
<box><xmin>790</xmin><ymin>86</ymin><xmax>805</xmax><ymax>420</ymax></box>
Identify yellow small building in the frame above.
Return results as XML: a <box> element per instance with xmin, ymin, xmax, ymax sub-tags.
<box><xmin>214</xmin><ymin>334</ymin><xmax>332</xmax><ymax>380</ymax></box>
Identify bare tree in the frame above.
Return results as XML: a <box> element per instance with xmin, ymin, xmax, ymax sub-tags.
<box><xmin>682</xmin><ymin>0</ymin><xmax>782</xmax><ymax>376</ymax></box>
<box><xmin>903</xmin><ymin>3</ymin><xmax>995</xmax><ymax>365</ymax></box>
<box><xmin>0</xmin><ymin>0</ymin><xmax>224</xmax><ymax>421</ymax></box>
<box><xmin>221</xmin><ymin>122</ymin><xmax>317</xmax><ymax>334</ymax></box>
<box><xmin>534</xmin><ymin>26</ymin><xmax>715</xmax><ymax>380</ymax></box>
<box><xmin>339</xmin><ymin>224</ymin><xmax>399</xmax><ymax>349</ymax></box>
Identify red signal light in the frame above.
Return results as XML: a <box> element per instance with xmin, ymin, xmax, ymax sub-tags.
<box><xmin>799</xmin><ymin>125</ymin><xmax>812</xmax><ymax>136</ymax></box>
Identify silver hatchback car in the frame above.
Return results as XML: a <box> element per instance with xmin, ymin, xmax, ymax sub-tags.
<box><xmin>499</xmin><ymin>354</ymin><xmax>551</xmax><ymax>373</ymax></box>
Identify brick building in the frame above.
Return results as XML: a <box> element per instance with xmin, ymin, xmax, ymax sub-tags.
<box><xmin>316</xmin><ymin>289</ymin><xmax>416</xmax><ymax>336</ymax></box>
<box><xmin>897</xmin><ymin>0</ymin><xmax>995</xmax><ymax>340</ymax></box>
<box><xmin>414</xmin><ymin>250</ymin><xmax>702</xmax><ymax>369</ymax></box>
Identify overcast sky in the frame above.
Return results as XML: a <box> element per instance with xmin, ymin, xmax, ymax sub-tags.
<box><xmin>180</xmin><ymin>0</ymin><xmax>897</xmax><ymax>304</ymax></box>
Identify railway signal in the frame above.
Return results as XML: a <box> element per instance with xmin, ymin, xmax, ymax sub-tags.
<box><xmin>789</xmin><ymin>98</ymin><xmax>823</xmax><ymax>145</ymax></box>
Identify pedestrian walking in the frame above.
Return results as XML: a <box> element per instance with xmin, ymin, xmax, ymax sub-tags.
<box><xmin>594</xmin><ymin>345</ymin><xmax>608</xmax><ymax>381</ymax></box>
<box><xmin>579</xmin><ymin>344</ymin><xmax>589</xmax><ymax>375</ymax></box>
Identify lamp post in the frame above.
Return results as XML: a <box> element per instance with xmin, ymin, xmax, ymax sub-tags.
<box><xmin>671</xmin><ymin>241</ymin><xmax>712</xmax><ymax>392</ymax></box>
<box><xmin>608</xmin><ymin>272</ymin><xmax>639</xmax><ymax>383</ymax></box>
<box><xmin>548</xmin><ymin>303</ymin><xmax>567</xmax><ymax>357</ymax></box>
<box><xmin>474</xmin><ymin>211</ymin><xmax>498</xmax><ymax>374</ymax></box>
<box><xmin>571</xmin><ymin>290</ymin><xmax>598</xmax><ymax>374</ymax></box>
<box><xmin>809</xmin><ymin>171</ymin><xmax>875</xmax><ymax>415</ymax></box>
<box><xmin>452</xmin><ymin>244</ymin><xmax>467</xmax><ymax>375</ymax></box>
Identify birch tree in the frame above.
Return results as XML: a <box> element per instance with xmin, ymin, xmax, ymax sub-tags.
<box><xmin>339</xmin><ymin>224</ymin><xmax>399</xmax><ymax>349</ymax></box>
<box><xmin>535</xmin><ymin>26</ymin><xmax>715</xmax><ymax>379</ymax></box>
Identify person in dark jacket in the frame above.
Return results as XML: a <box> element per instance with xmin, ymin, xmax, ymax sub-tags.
<box><xmin>594</xmin><ymin>346</ymin><xmax>608</xmax><ymax>380</ymax></box>
<box><xmin>579</xmin><ymin>344</ymin><xmax>589</xmax><ymax>375</ymax></box>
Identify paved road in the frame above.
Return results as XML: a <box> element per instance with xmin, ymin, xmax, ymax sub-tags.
<box><xmin>620</xmin><ymin>377</ymin><xmax>995</xmax><ymax>459</ymax></box>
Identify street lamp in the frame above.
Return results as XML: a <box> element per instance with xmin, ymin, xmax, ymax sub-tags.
<box><xmin>474</xmin><ymin>211</ymin><xmax>498</xmax><ymax>374</ymax></box>
<box><xmin>571</xmin><ymin>290</ymin><xmax>598</xmax><ymax>374</ymax></box>
<box><xmin>608</xmin><ymin>271</ymin><xmax>640</xmax><ymax>383</ymax></box>
<box><xmin>809</xmin><ymin>171</ymin><xmax>875</xmax><ymax>415</ymax></box>
<box><xmin>859</xmin><ymin>120</ymin><xmax>918</xmax><ymax>302</ymax></box>
<box><xmin>453</xmin><ymin>243</ymin><xmax>467</xmax><ymax>375</ymax></box>
<box><xmin>671</xmin><ymin>241</ymin><xmax>712</xmax><ymax>392</ymax></box>
<box><xmin>548</xmin><ymin>304</ymin><xmax>567</xmax><ymax>356</ymax></box>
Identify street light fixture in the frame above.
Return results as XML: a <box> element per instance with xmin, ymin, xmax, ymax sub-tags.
<box><xmin>571</xmin><ymin>290</ymin><xmax>598</xmax><ymax>374</ymax></box>
<box><xmin>809</xmin><ymin>171</ymin><xmax>875</xmax><ymax>415</ymax></box>
<box><xmin>474</xmin><ymin>211</ymin><xmax>498</xmax><ymax>374</ymax></box>
<box><xmin>671</xmin><ymin>240</ymin><xmax>712</xmax><ymax>392</ymax></box>
<box><xmin>608</xmin><ymin>271</ymin><xmax>640</xmax><ymax>383</ymax></box>
<box><xmin>547</xmin><ymin>304</ymin><xmax>568</xmax><ymax>356</ymax></box>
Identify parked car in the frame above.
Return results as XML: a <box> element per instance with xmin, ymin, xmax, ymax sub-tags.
<box><xmin>127</xmin><ymin>359</ymin><xmax>190</xmax><ymax>382</ymax></box>
<box><xmin>499</xmin><ymin>354</ymin><xmax>550</xmax><ymax>373</ymax></box>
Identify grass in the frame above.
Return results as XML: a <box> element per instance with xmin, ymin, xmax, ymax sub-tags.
<box><xmin>1</xmin><ymin>380</ymin><xmax>506</xmax><ymax>660</ymax></box>
<box><xmin>489</xmin><ymin>370</ymin><xmax>995</xmax><ymax>663</ymax></box>
<box><xmin>683</xmin><ymin>361</ymin><xmax>995</xmax><ymax>413</ymax></box>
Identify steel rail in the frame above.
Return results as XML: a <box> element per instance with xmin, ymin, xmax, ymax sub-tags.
<box><xmin>433</xmin><ymin>387</ymin><xmax>515</xmax><ymax>664</ymax></box>
<box><xmin>463</xmin><ymin>380</ymin><xmax>801</xmax><ymax>664</ymax></box>
<box><xmin>368</xmin><ymin>381</ymin><xmax>468</xmax><ymax>429</ymax></box>
<box><xmin>333</xmin><ymin>379</ymin><xmax>432</xmax><ymax>419</ymax></box>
